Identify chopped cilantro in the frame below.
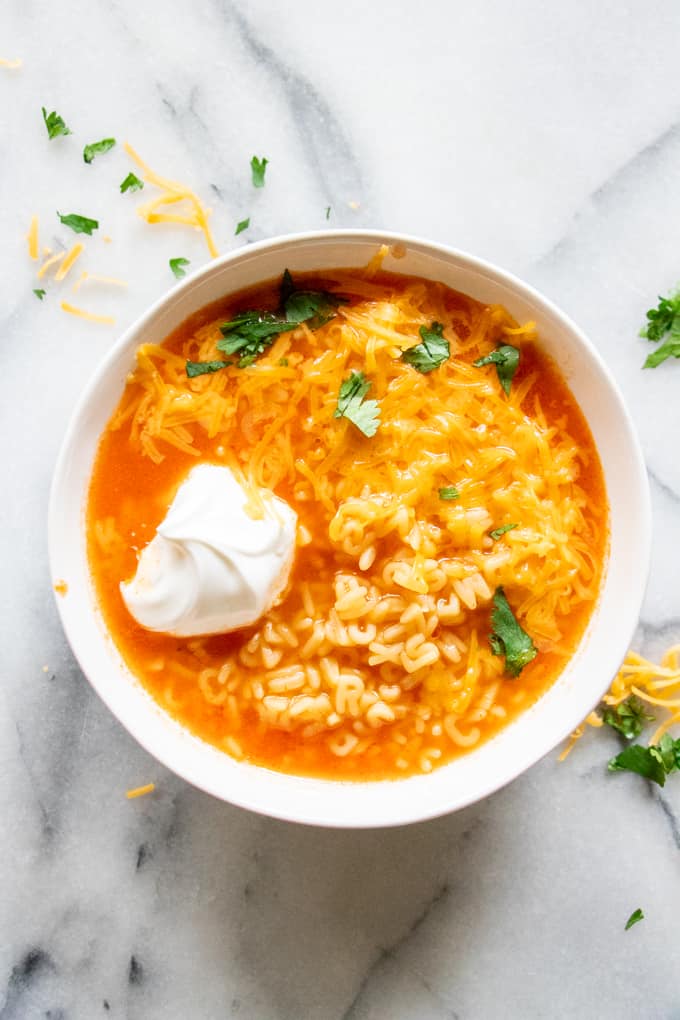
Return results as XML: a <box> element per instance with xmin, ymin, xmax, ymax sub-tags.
<box><xmin>33</xmin><ymin>289</ymin><xmax>46</xmax><ymax>301</ymax></box>
<box><xmin>216</xmin><ymin>269</ymin><xmax>345</xmax><ymax>368</ymax></box>
<box><xmin>608</xmin><ymin>734</ymin><xmax>680</xmax><ymax>787</ymax></box>
<box><xmin>251</xmin><ymin>155</ymin><xmax>268</xmax><ymax>188</ymax></box>
<box><xmin>438</xmin><ymin>486</ymin><xmax>460</xmax><ymax>500</ymax></box>
<box><xmin>284</xmin><ymin>287</ymin><xmax>344</xmax><ymax>328</ymax></box>
<box><xmin>334</xmin><ymin>371</ymin><xmax>381</xmax><ymax>437</ymax></box>
<box><xmin>120</xmin><ymin>172</ymin><xmax>144</xmax><ymax>194</ymax></box>
<box><xmin>473</xmin><ymin>344</ymin><xmax>520</xmax><ymax>395</ymax></box>
<box><xmin>278</xmin><ymin>358</ymin><xmax>289</xmax><ymax>367</ymax></box>
<box><xmin>57</xmin><ymin>211</ymin><xmax>99</xmax><ymax>235</ymax></box>
<box><xmin>235</xmin><ymin>217</ymin><xmax>250</xmax><ymax>235</ymax></box>
<box><xmin>625</xmin><ymin>908</ymin><xmax>644</xmax><ymax>931</ymax></box>
<box><xmin>640</xmin><ymin>289</ymin><xmax>680</xmax><ymax>368</ymax></box>
<box><xmin>325</xmin><ymin>206</ymin><xmax>331</xmax><ymax>220</ymax></box>
<box><xmin>186</xmin><ymin>360</ymin><xmax>231</xmax><ymax>377</ymax></box>
<box><xmin>42</xmin><ymin>107</ymin><xmax>71</xmax><ymax>139</ymax></box>
<box><xmin>489</xmin><ymin>523</ymin><xmax>518</xmax><ymax>541</ymax></box>
<box><xmin>603</xmin><ymin>696</ymin><xmax>654</xmax><ymax>741</ymax></box>
<box><xmin>83</xmin><ymin>138</ymin><xmax>116</xmax><ymax>164</ymax></box>
<box><xmin>641</xmin><ymin>290</ymin><xmax>680</xmax><ymax>342</ymax></box>
<box><xmin>489</xmin><ymin>587</ymin><xmax>538</xmax><ymax>677</ymax></box>
<box><xmin>169</xmin><ymin>257</ymin><xmax>190</xmax><ymax>279</ymax></box>
<box><xmin>217</xmin><ymin>311</ymin><xmax>294</xmax><ymax>367</ymax></box>
<box><xmin>401</xmin><ymin>322</ymin><xmax>450</xmax><ymax>373</ymax></box>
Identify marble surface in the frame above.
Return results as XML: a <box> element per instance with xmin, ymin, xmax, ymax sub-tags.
<box><xmin>2</xmin><ymin>1</ymin><xmax>680</xmax><ymax>1017</ymax></box>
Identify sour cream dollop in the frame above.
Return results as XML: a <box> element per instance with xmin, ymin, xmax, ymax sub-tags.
<box><xmin>120</xmin><ymin>464</ymin><xmax>297</xmax><ymax>637</ymax></box>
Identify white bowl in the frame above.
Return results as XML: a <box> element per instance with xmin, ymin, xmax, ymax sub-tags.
<box><xmin>49</xmin><ymin>230</ymin><xmax>651</xmax><ymax>828</ymax></box>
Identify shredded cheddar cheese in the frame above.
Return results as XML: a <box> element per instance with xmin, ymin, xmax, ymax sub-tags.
<box><xmin>60</xmin><ymin>300</ymin><xmax>115</xmax><ymax>325</ymax></box>
<box><xmin>126</xmin><ymin>783</ymin><xmax>155</xmax><ymax>799</ymax></box>
<box><xmin>54</xmin><ymin>243</ymin><xmax>84</xmax><ymax>282</ymax></box>
<box><xmin>27</xmin><ymin>216</ymin><xmax>39</xmax><ymax>261</ymax></box>
<box><xmin>37</xmin><ymin>250</ymin><xmax>66</xmax><ymax>279</ymax></box>
<box><xmin>53</xmin><ymin>579</ymin><xmax>68</xmax><ymax>596</ymax></box>
<box><xmin>560</xmin><ymin>643</ymin><xmax>680</xmax><ymax>758</ymax></box>
<box><xmin>73</xmin><ymin>271</ymin><xmax>128</xmax><ymax>294</ymax></box>
<box><xmin>124</xmin><ymin>142</ymin><xmax>218</xmax><ymax>258</ymax></box>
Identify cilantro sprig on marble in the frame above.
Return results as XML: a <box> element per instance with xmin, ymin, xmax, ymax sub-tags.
<box><xmin>42</xmin><ymin>107</ymin><xmax>71</xmax><ymax>139</ymax></box>
<box><xmin>640</xmin><ymin>289</ymin><xmax>680</xmax><ymax>368</ymax></box>
<box><xmin>602</xmin><ymin>696</ymin><xmax>654</xmax><ymax>741</ymax></box>
<box><xmin>186</xmin><ymin>269</ymin><xmax>347</xmax><ymax>375</ymax></box>
<box><xmin>489</xmin><ymin>587</ymin><xmax>537</xmax><ymax>678</ymax></box>
<box><xmin>608</xmin><ymin>734</ymin><xmax>680</xmax><ymax>787</ymax></box>
<box><xmin>334</xmin><ymin>371</ymin><xmax>381</xmax><ymax>437</ymax></box>
<box><xmin>83</xmin><ymin>138</ymin><xmax>116</xmax><ymax>164</ymax></box>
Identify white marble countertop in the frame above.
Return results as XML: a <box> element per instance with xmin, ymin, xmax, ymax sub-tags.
<box><xmin>3</xmin><ymin>1</ymin><xmax>680</xmax><ymax>1017</ymax></box>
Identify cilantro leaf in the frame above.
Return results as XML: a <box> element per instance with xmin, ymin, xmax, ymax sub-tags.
<box><xmin>120</xmin><ymin>172</ymin><xmax>144</xmax><ymax>194</ymax></box>
<box><xmin>334</xmin><ymin>371</ymin><xmax>381</xmax><ymax>437</ymax></box>
<box><xmin>216</xmin><ymin>270</ymin><xmax>346</xmax><ymax>368</ymax></box>
<box><xmin>83</xmin><ymin>138</ymin><xmax>116</xmax><ymax>164</ymax></box>
<box><xmin>217</xmin><ymin>311</ymin><xmax>293</xmax><ymax>367</ymax></box>
<box><xmin>251</xmin><ymin>155</ymin><xmax>268</xmax><ymax>187</ymax></box>
<box><xmin>473</xmin><ymin>344</ymin><xmax>520</xmax><ymax>395</ymax></box>
<box><xmin>186</xmin><ymin>360</ymin><xmax>231</xmax><ymax>377</ymax></box>
<box><xmin>57</xmin><ymin>211</ymin><xmax>99</xmax><ymax>235</ymax></box>
<box><xmin>625</xmin><ymin>908</ymin><xmax>644</xmax><ymax>931</ymax></box>
<box><xmin>644</xmin><ymin>318</ymin><xmax>680</xmax><ymax>368</ymax></box>
<box><xmin>284</xmin><ymin>288</ymin><xmax>344</xmax><ymax>328</ymax></box>
<box><xmin>639</xmin><ymin>289</ymin><xmax>680</xmax><ymax>368</ymax></box>
<box><xmin>640</xmin><ymin>291</ymin><xmax>680</xmax><ymax>342</ymax></box>
<box><xmin>401</xmin><ymin>322</ymin><xmax>450</xmax><ymax>373</ymax></box>
<box><xmin>42</xmin><ymin>107</ymin><xmax>71</xmax><ymax>139</ymax></box>
<box><xmin>438</xmin><ymin>486</ymin><xmax>460</xmax><ymax>500</ymax></box>
<box><xmin>33</xmin><ymin>289</ymin><xmax>46</xmax><ymax>301</ymax></box>
<box><xmin>489</xmin><ymin>587</ymin><xmax>537</xmax><ymax>677</ymax></box>
<box><xmin>278</xmin><ymin>358</ymin><xmax>289</xmax><ymax>367</ymax></box>
<box><xmin>280</xmin><ymin>268</ymin><xmax>295</xmax><ymax>306</ymax></box>
<box><xmin>235</xmin><ymin>217</ymin><xmax>250</xmax><ymax>235</ymax></box>
<box><xmin>603</xmin><ymin>696</ymin><xmax>654</xmax><ymax>741</ymax></box>
<box><xmin>325</xmin><ymin>206</ymin><xmax>332</xmax><ymax>220</ymax></box>
<box><xmin>489</xmin><ymin>523</ymin><xmax>518</xmax><ymax>541</ymax></box>
<box><xmin>608</xmin><ymin>734</ymin><xmax>680</xmax><ymax>787</ymax></box>
<box><xmin>169</xmin><ymin>257</ymin><xmax>190</xmax><ymax>279</ymax></box>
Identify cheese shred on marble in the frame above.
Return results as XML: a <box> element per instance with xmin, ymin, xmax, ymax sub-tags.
<box><xmin>126</xmin><ymin>783</ymin><xmax>155</xmax><ymax>799</ymax></box>
<box><xmin>123</xmin><ymin>141</ymin><xmax>218</xmax><ymax>258</ymax></box>
<box><xmin>60</xmin><ymin>300</ymin><xmax>115</xmax><ymax>324</ymax></box>
<box><xmin>560</xmin><ymin>643</ymin><xmax>680</xmax><ymax>759</ymax></box>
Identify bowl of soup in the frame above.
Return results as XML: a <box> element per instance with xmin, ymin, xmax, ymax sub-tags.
<box><xmin>48</xmin><ymin>231</ymin><xmax>651</xmax><ymax>827</ymax></box>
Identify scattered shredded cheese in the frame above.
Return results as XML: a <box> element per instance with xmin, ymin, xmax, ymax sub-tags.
<box><xmin>60</xmin><ymin>300</ymin><xmax>115</xmax><ymax>325</ymax></box>
<box><xmin>124</xmin><ymin>141</ymin><xmax>218</xmax><ymax>258</ymax></box>
<box><xmin>37</xmin><ymin>250</ymin><xmax>66</xmax><ymax>279</ymax></box>
<box><xmin>126</xmin><ymin>783</ymin><xmax>155</xmax><ymax>799</ymax></box>
<box><xmin>560</xmin><ymin>644</ymin><xmax>680</xmax><ymax>759</ymax></box>
<box><xmin>54</xmin><ymin>243</ymin><xmax>84</xmax><ymax>282</ymax></box>
<box><xmin>53</xmin><ymin>580</ymin><xmax>68</xmax><ymax>596</ymax></box>
<box><xmin>73</xmin><ymin>271</ymin><xmax>128</xmax><ymax>294</ymax></box>
<box><xmin>0</xmin><ymin>57</ymin><xmax>22</xmax><ymax>69</ymax></box>
<box><xmin>27</xmin><ymin>216</ymin><xmax>39</xmax><ymax>261</ymax></box>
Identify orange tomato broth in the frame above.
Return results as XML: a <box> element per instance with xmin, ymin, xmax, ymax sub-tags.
<box><xmin>87</xmin><ymin>267</ymin><xmax>608</xmax><ymax>780</ymax></box>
